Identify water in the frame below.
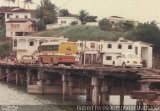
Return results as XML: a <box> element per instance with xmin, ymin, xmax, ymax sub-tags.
<box><xmin>0</xmin><ymin>82</ymin><xmax>137</xmax><ymax>111</ymax></box>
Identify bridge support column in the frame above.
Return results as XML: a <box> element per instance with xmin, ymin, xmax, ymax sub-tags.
<box><xmin>68</xmin><ymin>76</ymin><xmax>73</xmax><ymax>100</ymax></box>
<box><xmin>100</xmin><ymin>79</ymin><xmax>109</xmax><ymax>105</ymax></box>
<box><xmin>16</xmin><ymin>73</ymin><xmax>20</xmax><ymax>85</ymax></box>
<box><xmin>20</xmin><ymin>74</ymin><xmax>25</xmax><ymax>85</ymax></box>
<box><xmin>6</xmin><ymin>68</ymin><xmax>11</xmax><ymax>83</ymax></box>
<box><xmin>86</xmin><ymin>78</ymin><xmax>92</xmax><ymax>101</ymax></box>
<box><xmin>27</xmin><ymin>69</ymin><xmax>32</xmax><ymax>85</ymax></box>
<box><xmin>120</xmin><ymin>94</ymin><xmax>124</xmax><ymax>111</ymax></box>
<box><xmin>92</xmin><ymin>77</ymin><xmax>100</xmax><ymax>105</ymax></box>
<box><xmin>62</xmin><ymin>74</ymin><xmax>68</xmax><ymax>100</ymax></box>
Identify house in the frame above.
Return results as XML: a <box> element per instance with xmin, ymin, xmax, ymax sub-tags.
<box><xmin>46</xmin><ymin>17</ymin><xmax>81</xmax><ymax>29</ymax></box>
<box><xmin>6</xmin><ymin>19</ymin><xmax>36</xmax><ymax>37</ymax></box>
<box><xmin>12</xmin><ymin>36</ymin><xmax>68</xmax><ymax>61</ymax></box>
<box><xmin>76</xmin><ymin>40</ymin><xmax>100</xmax><ymax>64</ymax></box>
<box><xmin>0</xmin><ymin>6</ymin><xmax>36</xmax><ymax>37</ymax></box>
<box><xmin>0</xmin><ymin>6</ymin><xmax>32</xmax><ymax>22</ymax></box>
<box><xmin>77</xmin><ymin>39</ymin><xmax>153</xmax><ymax>68</ymax></box>
<box><xmin>107</xmin><ymin>16</ymin><xmax>139</xmax><ymax>28</ymax></box>
<box><xmin>99</xmin><ymin>39</ymin><xmax>153</xmax><ymax>68</ymax></box>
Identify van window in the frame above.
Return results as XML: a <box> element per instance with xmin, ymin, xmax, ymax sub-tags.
<box><xmin>106</xmin><ymin>56</ymin><xmax>112</xmax><ymax>60</ymax></box>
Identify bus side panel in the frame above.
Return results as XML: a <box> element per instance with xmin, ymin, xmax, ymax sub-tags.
<box><xmin>38</xmin><ymin>55</ymin><xmax>53</xmax><ymax>64</ymax></box>
<box><xmin>53</xmin><ymin>55</ymin><xmax>75</xmax><ymax>65</ymax></box>
<box><xmin>59</xmin><ymin>42</ymin><xmax>77</xmax><ymax>55</ymax></box>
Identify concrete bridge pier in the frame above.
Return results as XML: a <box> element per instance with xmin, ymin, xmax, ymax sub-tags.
<box><xmin>6</xmin><ymin>68</ymin><xmax>12</xmax><ymax>83</ymax></box>
<box><xmin>62</xmin><ymin>74</ymin><xmax>68</xmax><ymax>100</ymax></box>
<box><xmin>68</xmin><ymin>76</ymin><xmax>73</xmax><ymax>100</ymax></box>
<box><xmin>86</xmin><ymin>77</ymin><xmax>92</xmax><ymax>101</ymax></box>
<box><xmin>15</xmin><ymin>70</ymin><xmax>20</xmax><ymax>85</ymax></box>
<box><xmin>100</xmin><ymin>79</ymin><xmax>109</xmax><ymax>105</ymax></box>
<box><xmin>92</xmin><ymin>76</ymin><xmax>100</xmax><ymax>105</ymax></box>
<box><xmin>27</xmin><ymin>69</ymin><xmax>32</xmax><ymax>85</ymax></box>
<box><xmin>0</xmin><ymin>67</ymin><xmax>6</xmax><ymax>80</ymax></box>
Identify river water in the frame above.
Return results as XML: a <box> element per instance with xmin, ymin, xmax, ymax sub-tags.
<box><xmin>0</xmin><ymin>82</ymin><xmax>137</xmax><ymax>111</ymax></box>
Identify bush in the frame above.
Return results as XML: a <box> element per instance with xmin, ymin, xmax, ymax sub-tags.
<box><xmin>70</xmin><ymin>21</ymin><xmax>78</xmax><ymax>25</ymax></box>
<box><xmin>99</xmin><ymin>18</ymin><xmax>112</xmax><ymax>31</ymax></box>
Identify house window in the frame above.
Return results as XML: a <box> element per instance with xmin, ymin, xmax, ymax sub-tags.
<box><xmin>80</xmin><ymin>43</ymin><xmax>83</xmax><ymax>47</ymax></box>
<box><xmin>7</xmin><ymin>14</ymin><xmax>11</xmax><ymax>18</ymax></box>
<box><xmin>135</xmin><ymin>47</ymin><xmax>138</xmax><ymax>55</ymax></box>
<box><xmin>118</xmin><ymin>44</ymin><xmax>122</xmax><ymax>49</ymax></box>
<box><xmin>61</xmin><ymin>21</ymin><xmax>66</xmax><ymax>24</ymax></box>
<box><xmin>13</xmin><ymin>39</ymin><xmax>17</xmax><ymax>47</ymax></box>
<box><xmin>107</xmin><ymin>44</ymin><xmax>112</xmax><ymax>48</ymax></box>
<box><xmin>90</xmin><ymin>43</ymin><xmax>95</xmax><ymax>48</ymax></box>
<box><xmin>16</xmin><ymin>15</ymin><xmax>19</xmax><ymax>18</ymax></box>
<box><xmin>29</xmin><ymin>41</ymin><xmax>34</xmax><ymax>46</ymax></box>
<box><xmin>106</xmin><ymin>56</ymin><xmax>112</xmax><ymax>60</ymax></box>
<box><xmin>128</xmin><ymin>45</ymin><xmax>132</xmax><ymax>49</ymax></box>
<box><xmin>11</xmin><ymin>24</ymin><xmax>19</xmax><ymax>28</ymax></box>
<box><xmin>25</xmin><ymin>15</ymin><xmax>28</xmax><ymax>18</ymax></box>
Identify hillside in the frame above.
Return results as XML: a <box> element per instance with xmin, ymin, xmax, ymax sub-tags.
<box><xmin>31</xmin><ymin>25</ymin><xmax>127</xmax><ymax>41</ymax></box>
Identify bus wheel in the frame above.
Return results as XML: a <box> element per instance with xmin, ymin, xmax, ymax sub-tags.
<box><xmin>122</xmin><ymin>62</ymin><xmax>126</xmax><ymax>68</ymax></box>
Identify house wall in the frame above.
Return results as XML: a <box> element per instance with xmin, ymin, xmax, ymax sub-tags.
<box><xmin>12</xmin><ymin>36</ymin><xmax>68</xmax><ymax>60</ymax></box>
<box><xmin>6</xmin><ymin>21</ymin><xmax>35</xmax><ymax>37</ymax></box>
<box><xmin>77</xmin><ymin>40</ymin><xmax>153</xmax><ymax>68</ymax></box>
<box><xmin>5</xmin><ymin>12</ymin><xmax>31</xmax><ymax>22</ymax></box>
<box><xmin>58</xmin><ymin>17</ymin><xmax>81</xmax><ymax>26</ymax></box>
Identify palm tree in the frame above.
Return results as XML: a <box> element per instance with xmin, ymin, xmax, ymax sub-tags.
<box><xmin>4</xmin><ymin>0</ymin><xmax>16</xmax><ymax>6</ymax></box>
<box><xmin>24</xmin><ymin>0</ymin><xmax>34</xmax><ymax>9</ymax></box>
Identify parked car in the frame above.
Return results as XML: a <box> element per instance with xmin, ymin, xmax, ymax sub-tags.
<box><xmin>21</xmin><ymin>55</ymin><xmax>33</xmax><ymax>64</ymax></box>
<box><xmin>115</xmin><ymin>53</ymin><xmax>142</xmax><ymax>68</ymax></box>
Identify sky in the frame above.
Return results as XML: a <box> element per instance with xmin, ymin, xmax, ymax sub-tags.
<box><xmin>1</xmin><ymin>0</ymin><xmax>160</xmax><ymax>22</ymax></box>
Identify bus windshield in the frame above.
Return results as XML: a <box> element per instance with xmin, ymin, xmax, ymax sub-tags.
<box><xmin>39</xmin><ymin>45</ymin><xmax>59</xmax><ymax>51</ymax></box>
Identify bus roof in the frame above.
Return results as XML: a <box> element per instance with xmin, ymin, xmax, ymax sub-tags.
<box><xmin>40</xmin><ymin>41</ymin><xmax>76</xmax><ymax>46</ymax></box>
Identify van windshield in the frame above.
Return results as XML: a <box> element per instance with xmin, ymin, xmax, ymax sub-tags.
<box><xmin>127</xmin><ymin>54</ymin><xmax>138</xmax><ymax>58</ymax></box>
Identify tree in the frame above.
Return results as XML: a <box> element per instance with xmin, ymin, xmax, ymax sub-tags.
<box><xmin>4</xmin><ymin>0</ymin><xmax>16</xmax><ymax>6</ymax></box>
<box><xmin>99</xmin><ymin>18</ymin><xmax>112</xmax><ymax>31</ymax></box>
<box><xmin>78</xmin><ymin>10</ymin><xmax>89</xmax><ymax>24</ymax></box>
<box><xmin>126</xmin><ymin>22</ymin><xmax>160</xmax><ymax>53</ymax></box>
<box><xmin>24</xmin><ymin>0</ymin><xmax>34</xmax><ymax>9</ymax></box>
<box><xmin>59</xmin><ymin>9</ymin><xmax>71</xmax><ymax>17</ymax></box>
<box><xmin>34</xmin><ymin>0</ymin><xmax>57</xmax><ymax>25</ymax></box>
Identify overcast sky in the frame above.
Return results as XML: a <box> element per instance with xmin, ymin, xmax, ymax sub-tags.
<box><xmin>1</xmin><ymin>0</ymin><xmax>160</xmax><ymax>22</ymax></box>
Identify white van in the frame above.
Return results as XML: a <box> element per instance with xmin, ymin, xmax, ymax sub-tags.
<box><xmin>103</xmin><ymin>53</ymin><xmax>142</xmax><ymax>68</ymax></box>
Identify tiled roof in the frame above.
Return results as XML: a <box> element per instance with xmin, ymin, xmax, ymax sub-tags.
<box><xmin>6</xmin><ymin>19</ymin><xmax>34</xmax><ymax>23</ymax></box>
<box><xmin>0</xmin><ymin>6</ymin><xmax>32</xmax><ymax>13</ymax></box>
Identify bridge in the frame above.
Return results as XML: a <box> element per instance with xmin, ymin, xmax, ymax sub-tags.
<box><xmin>0</xmin><ymin>63</ymin><xmax>160</xmax><ymax>108</ymax></box>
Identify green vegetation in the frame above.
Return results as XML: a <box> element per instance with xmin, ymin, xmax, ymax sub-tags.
<box><xmin>31</xmin><ymin>25</ymin><xmax>126</xmax><ymax>41</ymax></box>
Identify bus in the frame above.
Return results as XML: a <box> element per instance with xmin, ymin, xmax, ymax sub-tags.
<box><xmin>38</xmin><ymin>41</ymin><xmax>77</xmax><ymax>65</ymax></box>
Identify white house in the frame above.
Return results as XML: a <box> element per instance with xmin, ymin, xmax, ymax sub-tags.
<box><xmin>12</xmin><ymin>36</ymin><xmax>68</xmax><ymax>61</ymax></box>
<box><xmin>46</xmin><ymin>17</ymin><xmax>81</xmax><ymax>29</ymax></box>
<box><xmin>76</xmin><ymin>40</ymin><xmax>100</xmax><ymax>64</ymax></box>
<box><xmin>99</xmin><ymin>39</ymin><xmax>153</xmax><ymax>68</ymax></box>
<box><xmin>77</xmin><ymin>39</ymin><xmax>153</xmax><ymax>68</ymax></box>
<box><xmin>0</xmin><ymin>6</ymin><xmax>32</xmax><ymax>22</ymax></box>
<box><xmin>107</xmin><ymin>16</ymin><xmax>139</xmax><ymax>27</ymax></box>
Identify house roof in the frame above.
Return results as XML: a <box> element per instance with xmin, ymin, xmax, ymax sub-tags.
<box><xmin>0</xmin><ymin>6</ymin><xmax>32</xmax><ymax>13</ymax></box>
<box><xmin>6</xmin><ymin>19</ymin><xmax>34</xmax><ymax>23</ymax></box>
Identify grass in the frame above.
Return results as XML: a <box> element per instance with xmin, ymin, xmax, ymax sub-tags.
<box><xmin>31</xmin><ymin>25</ymin><xmax>126</xmax><ymax>41</ymax></box>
